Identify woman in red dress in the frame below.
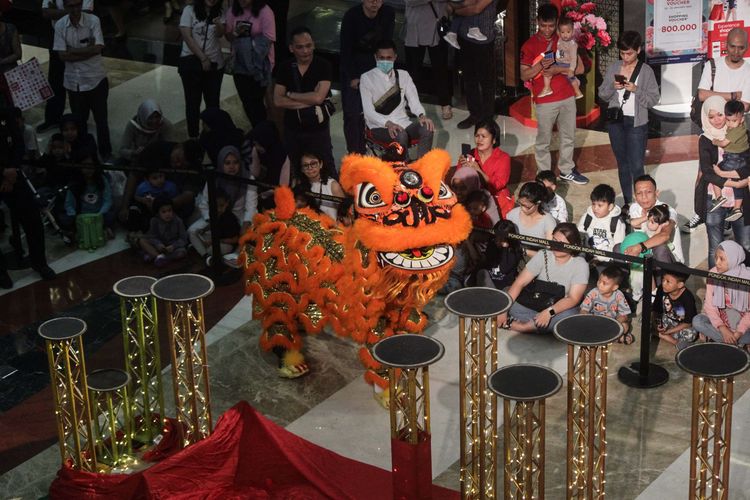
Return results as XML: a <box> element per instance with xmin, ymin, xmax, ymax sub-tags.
<box><xmin>457</xmin><ymin>118</ymin><xmax>514</xmax><ymax>217</ymax></box>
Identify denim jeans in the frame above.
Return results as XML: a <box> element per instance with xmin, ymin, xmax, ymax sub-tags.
<box><xmin>719</xmin><ymin>151</ymin><xmax>748</xmax><ymax>200</ymax></box>
<box><xmin>607</xmin><ymin>116</ymin><xmax>648</xmax><ymax>205</ymax></box>
<box><xmin>692</xmin><ymin>313</ymin><xmax>750</xmax><ymax>346</ymax></box>
<box><xmin>508</xmin><ymin>302</ymin><xmax>579</xmax><ymax>334</ymax></box>
<box><xmin>705</xmin><ymin>195</ymin><xmax>750</xmax><ymax>267</ymax></box>
<box><xmin>368</xmin><ymin>121</ymin><xmax>434</xmax><ymax>159</ymax></box>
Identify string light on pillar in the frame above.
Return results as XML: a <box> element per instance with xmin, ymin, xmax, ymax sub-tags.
<box><xmin>151</xmin><ymin>274</ymin><xmax>215</xmax><ymax>448</ymax></box>
<box><xmin>445</xmin><ymin>287</ymin><xmax>511</xmax><ymax>499</ymax></box>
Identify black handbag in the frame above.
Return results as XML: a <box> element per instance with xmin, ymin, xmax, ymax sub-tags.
<box><xmin>428</xmin><ymin>2</ymin><xmax>451</xmax><ymax>38</ymax></box>
<box><xmin>515</xmin><ymin>250</ymin><xmax>566</xmax><ymax>311</ymax></box>
<box><xmin>690</xmin><ymin>58</ymin><xmax>715</xmax><ymax>126</ymax></box>
<box><xmin>291</xmin><ymin>62</ymin><xmax>335</xmax><ymax>127</ymax></box>
<box><xmin>606</xmin><ymin>61</ymin><xmax>642</xmax><ymax>124</ymax></box>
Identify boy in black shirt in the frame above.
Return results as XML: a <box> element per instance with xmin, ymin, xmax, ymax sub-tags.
<box><xmin>474</xmin><ymin>220</ymin><xmax>524</xmax><ymax>290</ymax></box>
<box><xmin>653</xmin><ymin>267</ymin><xmax>698</xmax><ymax>350</ymax></box>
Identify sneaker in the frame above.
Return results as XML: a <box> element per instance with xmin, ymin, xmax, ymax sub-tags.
<box><xmin>466</xmin><ymin>27</ymin><xmax>487</xmax><ymax>41</ymax></box>
<box><xmin>537</xmin><ymin>88</ymin><xmax>553</xmax><ymax>98</ymax></box>
<box><xmin>154</xmin><ymin>254</ymin><xmax>168</xmax><ymax>267</ymax></box>
<box><xmin>457</xmin><ymin>116</ymin><xmax>477</xmax><ymax>129</ymax></box>
<box><xmin>709</xmin><ymin>195</ymin><xmax>727</xmax><ymax>212</ymax></box>
<box><xmin>724</xmin><ymin>220</ymin><xmax>732</xmax><ymax>235</ymax></box>
<box><xmin>143</xmin><ymin>253</ymin><xmax>154</xmax><ymax>263</ymax></box>
<box><xmin>560</xmin><ymin>169</ymin><xmax>590</xmax><ymax>185</ymax></box>
<box><xmin>725</xmin><ymin>207</ymin><xmax>743</xmax><ymax>222</ymax></box>
<box><xmin>443</xmin><ymin>32</ymin><xmax>460</xmax><ymax>50</ymax></box>
<box><xmin>575</xmin><ymin>91</ymin><xmax>584</xmax><ymax>99</ymax></box>
<box><xmin>681</xmin><ymin>214</ymin><xmax>703</xmax><ymax>233</ymax></box>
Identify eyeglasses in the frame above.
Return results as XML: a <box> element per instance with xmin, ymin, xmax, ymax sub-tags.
<box><xmin>301</xmin><ymin>161</ymin><xmax>320</xmax><ymax>169</ymax></box>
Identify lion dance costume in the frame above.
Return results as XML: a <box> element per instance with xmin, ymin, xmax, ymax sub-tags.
<box><xmin>241</xmin><ymin>149</ymin><xmax>471</xmax><ymax>397</ymax></box>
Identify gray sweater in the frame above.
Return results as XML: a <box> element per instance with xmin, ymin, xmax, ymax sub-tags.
<box><xmin>598</xmin><ymin>60</ymin><xmax>660</xmax><ymax>128</ymax></box>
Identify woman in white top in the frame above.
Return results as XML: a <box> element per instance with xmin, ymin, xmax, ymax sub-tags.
<box><xmin>294</xmin><ymin>151</ymin><xmax>345</xmax><ymax>221</ymax></box>
<box><xmin>504</xmin><ymin>181</ymin><xmax>557</xmax><ymax>256</ymax></box>
<box><xmin>178</xmin><ymin>0</ymin><xmax>226</xmax><ymax>139</ymax></box>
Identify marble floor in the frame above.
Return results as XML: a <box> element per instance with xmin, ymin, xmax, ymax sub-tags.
<box><xmin>0</xmin><ymin>27</ymin><xmax>749</xmax><ymax>500</ymax></box>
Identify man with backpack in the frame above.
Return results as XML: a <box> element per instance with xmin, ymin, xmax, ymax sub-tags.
<box><xmin>684</xmin><ymin>27</ymin><xmax>750</xmax><ymax>232</ymax></box>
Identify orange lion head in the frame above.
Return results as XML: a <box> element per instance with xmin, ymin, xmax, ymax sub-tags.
<box><xmin>339</xmin><ymin>149</ymin><xmax>472</xmax><ymax>272</ymax></box>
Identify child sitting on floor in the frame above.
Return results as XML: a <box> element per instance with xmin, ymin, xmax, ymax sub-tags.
<box><xmin>189</xmin><ymin>188</ymin><xmax>241</xmax><ymax>264</ymax></box>
<box><xmin>536</xmin><ymin>170</ymin><xmax>568</xmax><ymax>223</ymax></box>
<box><xmin>473</xmin><ymin>220</ymin><xmax>524</xmax><ymax>290</ymax></box>
<box><xmin>577</xmin><ymin>184</ymin><xmax>626</xmax><ymax>263</ymax></box>
<box><xmin>139</xmin><ymin>196</ymin><xmax>188</xmax><ymax>267</ymax></box>
<box><xmin>580</xmin><ymin>264</ymin><xmax>633</xmax><ymax>343</ymax></box>
<box><xmin>653</xmin><ymin>267</ymin><xmax>698</xmax><ymax>350</ymax></box>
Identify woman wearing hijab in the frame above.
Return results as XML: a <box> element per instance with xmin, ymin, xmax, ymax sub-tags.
<box><xmin>242</xmin><ymin>120</ymin><xmax>290</xmax><ymax>210</ymax></box>
<box><xmin>188</xmin><ymin>145</ymin><xmax>258</xmax><ymax>257</ymax></box>
<box><xmin>199</xmin><ymin>107</ymin><xmax>245</xmax><ymax>164</ymax></box>
<box><xmin>693</xmin><ymin>240</ymin><xmax>750</xmax><ymax>348</ymax></box>
<box><xmin>697</xmin><ymin>95</ymin><xmax>750</xmax><ymax>267</ymax></box>
<box><xmin>118</xmin><ymin>100</ymin><xmax>177</xmax><ymax>163</ymax></box>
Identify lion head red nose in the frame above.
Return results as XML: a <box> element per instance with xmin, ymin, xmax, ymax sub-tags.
<box><xmin>421</xmin><ymin>186</ymin><xmax>433</xmax><ymax>198</ymax></box>
<box><xmin>395</xmin><ymin>192</ymin><xmax>409</xmax><ymax>204</ymax></box>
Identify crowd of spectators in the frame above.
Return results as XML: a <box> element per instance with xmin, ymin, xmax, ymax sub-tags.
<box><xmin>0</xmin><ymin>0</ymin><xmax>749</xmax><ymax>353</ymax></box>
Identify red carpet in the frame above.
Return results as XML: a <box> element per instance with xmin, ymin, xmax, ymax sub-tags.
<box><xmin>49</xmin><ymin>401</ymin><xmax>459</xmax><ymax>499</ymax></box>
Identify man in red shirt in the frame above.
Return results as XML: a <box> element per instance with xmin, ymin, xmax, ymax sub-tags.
<box><xmin>520</xmin><ymin>4</ymin><xmax>589</xmax><ymax>185</ymax></box>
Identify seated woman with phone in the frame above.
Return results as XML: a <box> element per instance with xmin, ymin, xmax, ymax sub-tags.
<box><xmin>597</xmin><ymin>30</ymin><xmax>660</xmax><ymax>210</ymax></box>
<box><xmin>455</xmin><ymin>118</ymin><xmax>514</xmax><ymax>217</ymax></box>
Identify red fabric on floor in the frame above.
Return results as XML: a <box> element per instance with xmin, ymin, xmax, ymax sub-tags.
<box><xmin>49</xmin><ymin>401</ymin><xmax>459</xmax><ymax>499</ymax></box>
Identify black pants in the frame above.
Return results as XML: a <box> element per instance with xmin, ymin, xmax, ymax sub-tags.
<box><xmin>405</xmin><ymin>42</ymin><xmax>453</xmax><ymax>107</ymax></box>
<box><xmin>68</xmin><ymin>78</ymin><xmax>112</xmax><ymax>157</ymax></box>
<box><xmin>179</xmin><ymin>68</ymin><xmax>224</xmax><ymax>138</ymax></box>
<box><xmin>233</xmin><ymin>73</ymin><xmax>267</xmax><ymax>128</ymax></box>
<box><xmin>44</xmin><ymin>48</ymin><xmax>66</xmax><ymax>125</ymax></box>
<box><xmin>0</xmin><ymin>180</ymin><xmax>47</xmax><ymax>273</ymax></box>
<box><xmin>341</xmin><ymin>81</ymin><xmax>365</xmax><ymax>154</ymax></box>
<box><xmin>459</xmin><ymin>39</ymin><xmax>495</xmax><ymax>119</ymax></box>
<box><xmin>285</xmin><ymin>124</ymin><xmax>337</xmax><ymax>179</ymax></box>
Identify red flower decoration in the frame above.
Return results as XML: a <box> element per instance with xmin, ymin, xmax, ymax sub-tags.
<box><xmin>578</xmin><ymin>31</ymin><xmax>596</xmax><ymax>51</ymax></box>
<box><xmin>566</xmin><ymin>11</ymin><xmax>584</xmax><ymax>22</ymax></box>
<box><xmin>580</xmin><ymin>2</ymin><xmax>596</xmax><ymax>13</ymax></box>
<box><xmin>597</xmin><ymin>30</ymin><xmax>611</xmax><ymax>46</ymax></box>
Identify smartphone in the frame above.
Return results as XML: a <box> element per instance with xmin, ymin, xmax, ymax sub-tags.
<box><xmin>543</xmin><ymin>50</ymin><xmax>556</xmax><ymax>61</ymax></box>
<box><xmin>614</xmin><ymin>74</ymin><xmax>627</xmax><ymax>84</ymax></box>
<box><xmin>461</xmin><ymin>143</ymin><xmax>472</xmax><ymax>157</ymax></box>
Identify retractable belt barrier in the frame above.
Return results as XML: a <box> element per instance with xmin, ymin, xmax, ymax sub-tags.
<box><xmin>507</xmin><ymin>231</ymin><xmax>750</xmax><ymax>389</ymax></box>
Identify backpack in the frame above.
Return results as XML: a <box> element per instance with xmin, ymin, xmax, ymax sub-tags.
<box><xmin>583</xmin><ymin>213</ymin><xmax>620</xmax><ymax>239</ymax></box>
<box><xmin>690</xmin><ymin>58</ymin><xmax>716</xmax><ymax>127</ymax></box>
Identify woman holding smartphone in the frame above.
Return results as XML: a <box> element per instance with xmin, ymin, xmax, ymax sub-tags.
<box><xmin>225</xmin><ymin>0</ymin><xmax>276</xmax><ymax>127</ymax></box>
<box><xmin>456</xmin><ymin>117</ymin><xmax>514</xmax><ymax>217</ymax></box>
<box><xmin>598</xmin><ymin>30</ymin><xmax>660</xmax><ymax>209</ymax></box>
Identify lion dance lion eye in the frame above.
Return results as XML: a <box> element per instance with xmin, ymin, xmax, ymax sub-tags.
<box><xmin>357</xmin><ymin>183</ymin><xmax>386</xmax><ymax>208</ymax></box>
<box><xmin>438</xmin><ymin>182</ymin><xmax>453</xmax><ymax>200</ymax></box>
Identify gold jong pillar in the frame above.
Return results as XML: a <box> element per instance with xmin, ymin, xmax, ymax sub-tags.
<box><xmin>38</xmin><ymin>317</ymin><xmax>96</xmax><ymax>471</ymax></box>
<box><xmin>87</xmin><ymin>368</ymin><xmax>133</xmax><ymax>470</ymax></box>
<box><xmin>373</xmin><ymin>334</ymin><xmax>445</xmax><ymax>499</ymax></box>
<box><xmin>553</xmin><ymin>315</ymin><xmax>623</xmax><ymax>500</ymax></box>
<box><xmin>489</xmin><ymin>364</ymin><xmax>562</xmax><ymax>499</ymax></box>
<box><xmin>151</xmin><ymin>274</ymin><xmax>215</xmax><ymax>447</ymax></box>
<box><xmin>113</xmin><ymin>276</ymin><xmax>164</xmax><ymax>444</ymax></box>
<box><xmin>675</xmin><ymin>343</ymin><xmax>750</xmax><ymax>500</ymax></box>
<box><xmin>445</xmin><ymin>287</ymin><xmax>512</xmax><ymax>499</ymax></box>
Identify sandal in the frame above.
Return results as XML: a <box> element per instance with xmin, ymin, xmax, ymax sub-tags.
<box><xmin>620</xmin><ymin>332</ymin><xmax>636</xmax><ymax>345</ymax></box>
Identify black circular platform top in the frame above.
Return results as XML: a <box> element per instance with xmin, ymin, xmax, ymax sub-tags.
<box><xmin>151</xmin><ymin>273</ymin><xmax>214</xmax><ymax>301</ymax></box>
<box><xmin>113</xmin><ymin>276</ymin><xmax>158</xmax><ymax>298</ymax></box>
<box><xmin>38</xmin><ymin>317</ymin><xmax>86</xmax><ymax>340</ymax></box>
<box><xmin>372</xmin><ymin>334</ymin><xmax>445</xmax><ymax>368</ymax></box>
<box><xmin>444</xmin><ymin>287</ymin><xmax>512</xmax><ymax>318</ymax></box>
<box><xmin>87</xmin><ymin>368</ymin><xmax>130</xmax><ymax>391</ymax></box>
<box><xmin>675</xmin><ymin>343</ymin><xmax>750</xmax><ymax>378</ymax></box>
<box><xmin>489</xmin><ymin>364</ymin><xmax>563</xmax><ymax>401</ymax></box>
<box><xmin>553</xmin><ymin>314</ymin><xmax>623</xmax><ymax>346</ymax></box>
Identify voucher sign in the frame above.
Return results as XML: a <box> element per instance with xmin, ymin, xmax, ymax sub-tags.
<box><xmin>647</xmin><ymin>0</ymin><xmax>709</xmax><ymax>64</ymax></box>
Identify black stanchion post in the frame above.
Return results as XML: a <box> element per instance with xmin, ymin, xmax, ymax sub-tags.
<box><xmin>617</xmin><ymin>255</ymin><xmax>670</xmax><ymax>388</ymax></box>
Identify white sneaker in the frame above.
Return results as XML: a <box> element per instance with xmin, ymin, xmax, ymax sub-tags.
<box><xmin>443</xmin><ymin>32</ymin><xmax>460</xmax><ymax>50</ymax></box>
<box><xmin>466</xmin><ymin>27</ymin><xmax>487</xmax><ymax>41</ymax></box>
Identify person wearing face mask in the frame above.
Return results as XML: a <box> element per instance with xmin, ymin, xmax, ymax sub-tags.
<box><xmin>359</xmin><ymin>39</ymin><xmax>434</xmax><ymax>159</ymax></box>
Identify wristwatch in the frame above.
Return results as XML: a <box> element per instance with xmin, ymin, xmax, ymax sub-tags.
<box><xmin>548</xmin><ymin>308</ymin><xmax>556</xmax><ymax>317</ymax></box>
<box><xmin>640</xmin><ymin>242</ymin><xmax>648</xmax><ymax>253</ymax></box>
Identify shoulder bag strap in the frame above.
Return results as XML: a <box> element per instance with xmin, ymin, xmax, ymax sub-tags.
<box><xmin>621</xmin><ymin>61</ymin><xmax>643</xmax><ymax>104</ymax></box>
<box><xmin>710</xmin><ymin>58</ymin><xmax>716</xmax><ymax>90</ymax></box>
<box><xmin>428</xmin><ymin>1</ymin><xmax>439</xmax><ymax>18</ymax></box>
<box><xmin>543</xmin><ymin>249</ymin><xmax>551</xmax><ymax>281</ymax></box>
